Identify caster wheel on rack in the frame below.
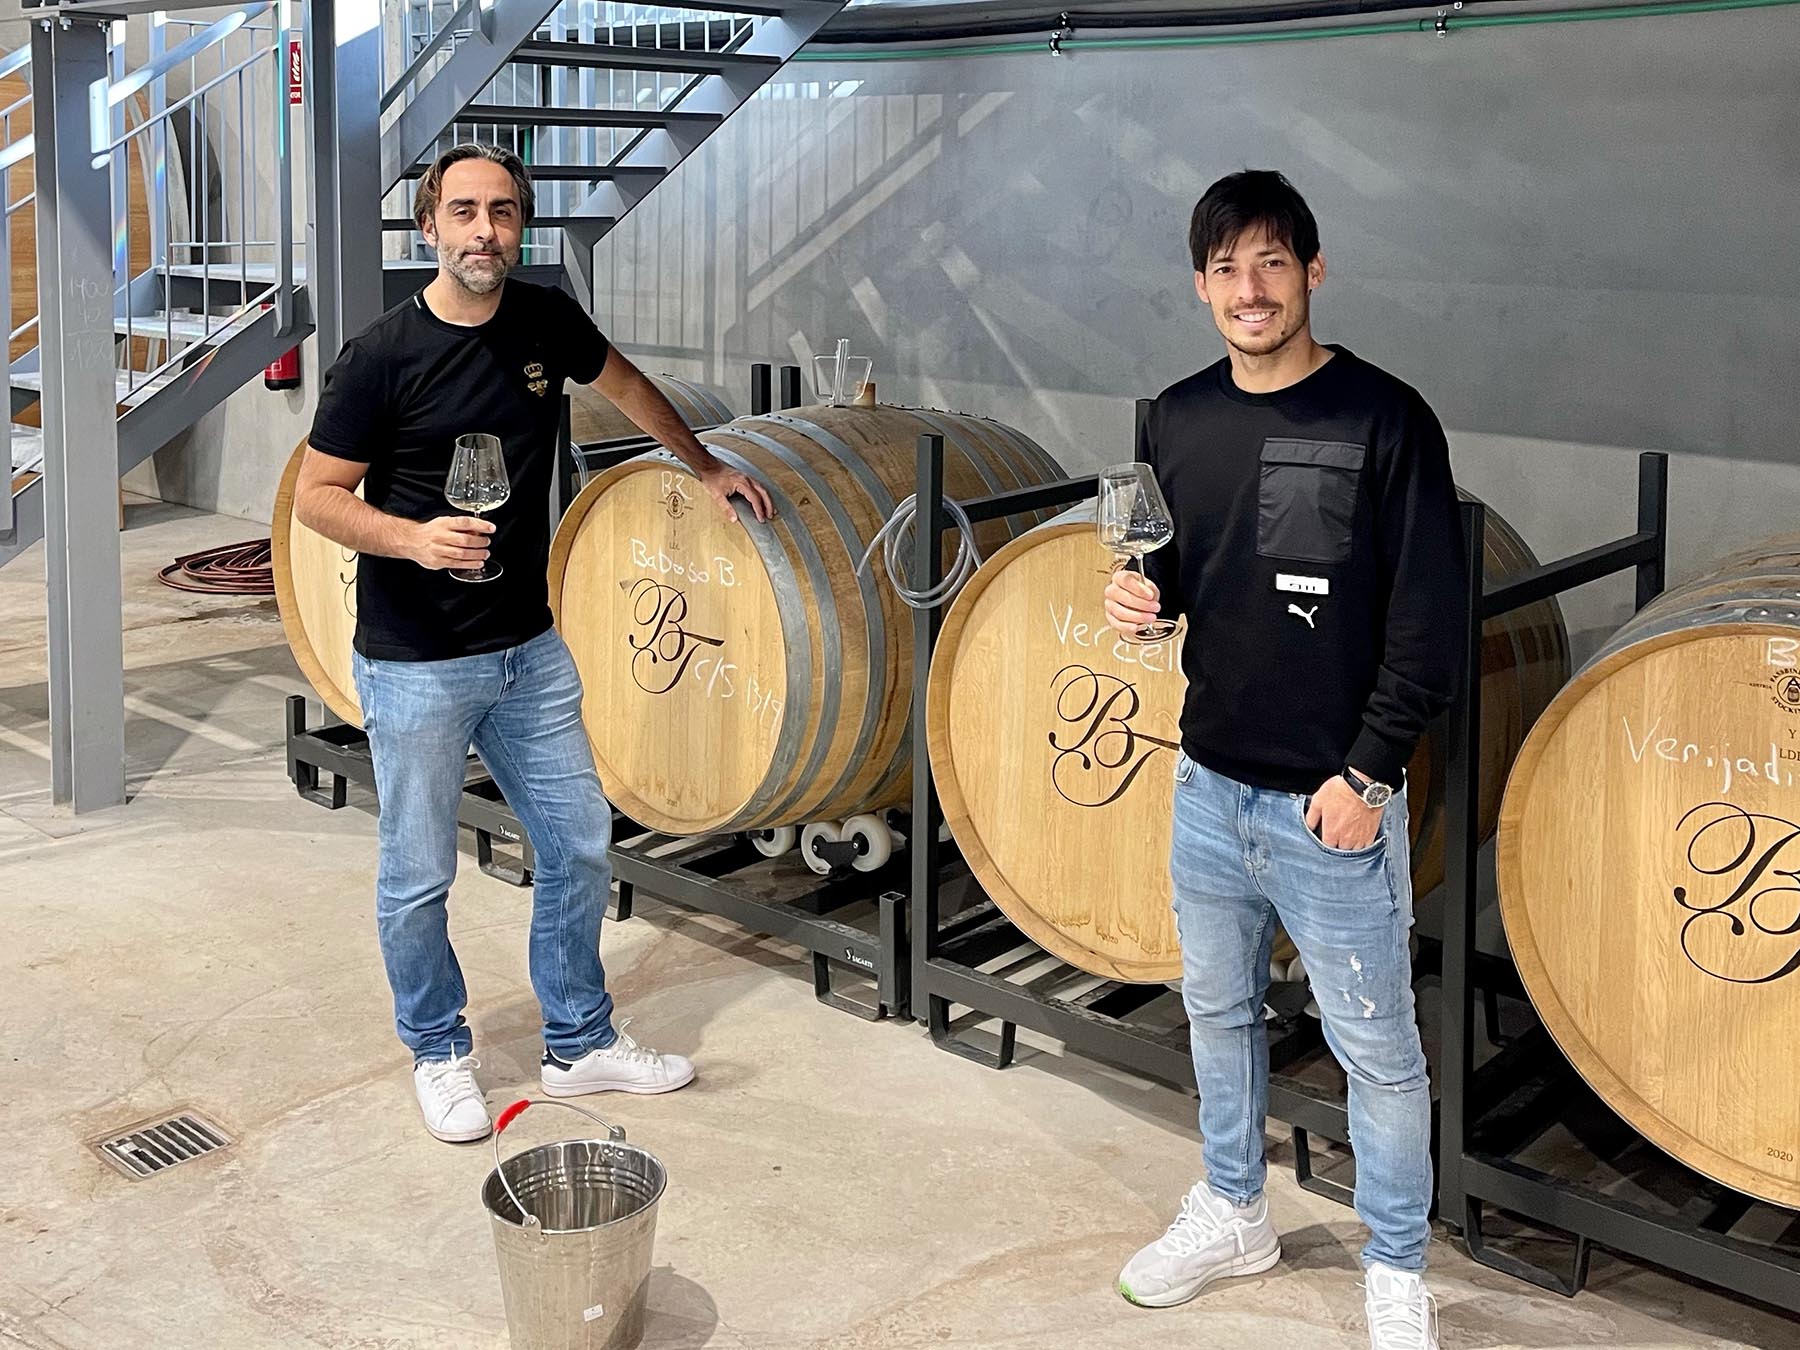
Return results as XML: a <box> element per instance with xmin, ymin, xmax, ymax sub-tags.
<box><xmin>800</xmin><ymin>820</ymin><xmax>844</xmax><ymax>876</ymax></box>
<box><xmin>842</xmin><ymin>813</ymin><xmax>894</xmax><ymax>872</ymax></box>
<box><xmin>750</xmin><ymin>824</ymin><xmax>798</xmax><ymax>859</ymax></box>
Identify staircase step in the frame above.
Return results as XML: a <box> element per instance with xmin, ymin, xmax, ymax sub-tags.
<box><xmin>163</xmin><ymin>261</ymin><xmax>311</xmax><ymax>286</ymax></box>
<box><xmin>508</xmin><ymin>40</ymin><xmax>780</xmax><ymax>74</ymax></box>
<box><xmin>400</xmin><ymin>161</ymin><xmax>666</xmax><ymax>184</ymax></box>
<box><xmin>9</xmin><ymin>425</ymin><xmax>42</xmax><ymax>476</ymax></box>
<box><xmin>10</xmin><ymin>366</ymin><xmax>179</xmax><ymax>408</ymax></box>
<box><xmin>14</xmin><ymin>301</ymin><xmax>266</xmax><ymax>411</ymax></box>
<box><xmin>447</xmin><ymin>104</ymin><xmax>723</xmax><ymax>130</ymax></box>
<box><xmin>113</xmin><ymin>311</ymin><xmax>240</xmax><ymax>343</ymax></box>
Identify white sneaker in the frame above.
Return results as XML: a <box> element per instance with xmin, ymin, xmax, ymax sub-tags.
<box><xmin>539</xmin><ymin>1020</ymin><xmax>696</xmax><ymax>1098</ymax></box>
<box><xmin>1117</xmin><ymin>1183</ymin><xmax>1282</xmax><ymax>1308</ymax></box>
<box><xmin>412</xmin><ymin>1052</ymin><xmax>492</xmax><ymax>1143</ymax></box>
<box><xmin>1364</xmin><ymin>1263</ymin><xmax>1440</xmax><ymax>1350</ymax></box>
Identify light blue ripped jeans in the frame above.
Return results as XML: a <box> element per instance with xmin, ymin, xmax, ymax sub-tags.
<box><xmin>1170</xmin><ymin>751</ymin><xmax>1432</xmax><ymax>1272</ymax></box>
<box><xmin>352</xmin><ymin>628</ymin><xmax>617</xmax><ymax>1065</ymax></box>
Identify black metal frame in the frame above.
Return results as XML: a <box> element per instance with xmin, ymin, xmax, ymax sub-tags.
<box><xmin>1437</xmin><ymin>454</ymin><xmax>1800</xmax><ymax>1316</ymax></box>
<box><xmin>899</xmin><ymin>429</ymin><xmax>1800</xmax><ymax>1310</ymax></box>
<box><xmin>285</xmin><ymin>694</ymin><xmax>549</xmax><ymax>888</ymax></box>
<box><xmin>282</xmin><ymin>360</ymin><xmax>914</xmax><ymax>1022</ymax></box>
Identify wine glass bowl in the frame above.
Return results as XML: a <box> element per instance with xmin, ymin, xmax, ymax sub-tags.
<box><xmin>1097</xmin><ymin>463</ymin><xmax>1179</xmax><ymax>643</ymax></box>
<box><xmin>444</xmin><ymin>433</ymin><xmax>510</xmax><ymax>583</ymax></box>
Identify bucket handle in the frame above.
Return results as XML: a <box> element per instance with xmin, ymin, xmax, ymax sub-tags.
<box><xmin>492</xmin><ymin>1097</ymin><xmax>628</xmax><ymax>1235</ymax></box>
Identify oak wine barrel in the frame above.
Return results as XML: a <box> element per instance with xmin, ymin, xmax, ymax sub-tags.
<box><xmin>568</xmin><ymin>375</ymin><xmax>732</xmax><ymax>447</ymax></box>
<box><xmin>1498</xmin><ymin>537</ymin><xmax>1800</xmax><ymax>1208</ymax></box>
<box><xmin>549</xmin><ymin>403</ymin><xmax>1065</xmax><ymax>836</ymax></box>
<box><xmin>271</xmin><ymin>437</ymin><xmax>363</xmax><ymax>724</ymax></box>
<box><xmin>926</xmin><ymin>495</ymin><xmax>1569</xmax><ymax>984</ymax></box>
<box><xmin>269</xmin><ymin>375</ymin><xmax>731</xmax><ymax>726</ymax></box>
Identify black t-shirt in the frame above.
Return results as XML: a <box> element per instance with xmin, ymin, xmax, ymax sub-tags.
<box><xmin>307</xmin><ymin>281</ymin><xmax>611</xmax><ymax>661</ymax></box>
<box><xmin>1141</xmin><ymin>346</ymin><xmax>1467</xmax><ymax>794</ymax></box>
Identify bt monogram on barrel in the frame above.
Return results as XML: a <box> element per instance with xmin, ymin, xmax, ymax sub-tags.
<box><xmin>1047</xmin><ymin>664</ymin><xmax>1179</xmax><ymax>809</ymax></box>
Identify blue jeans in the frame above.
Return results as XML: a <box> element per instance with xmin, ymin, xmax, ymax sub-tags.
<box><xmin>1170</xmin><ymin>752</ymin><xmax>1432</xmax><ymax>1272</ymax></box>
<box><xmin>352</xmin><ymin>628</ymin><xmax>617</xmax><ymax>1064</ymax></box>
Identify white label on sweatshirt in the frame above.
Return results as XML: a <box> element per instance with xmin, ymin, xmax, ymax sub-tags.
<box><xmin>1276</xmin><ymin>574</ymin><xmax>1329</xmax><ymax>596</ymax></box>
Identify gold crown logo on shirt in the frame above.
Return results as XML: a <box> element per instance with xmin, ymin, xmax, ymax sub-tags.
<box><xmin>524</xmin><ymin>360</ymin><xmax>548</xmax><ymax>396</ymax></box>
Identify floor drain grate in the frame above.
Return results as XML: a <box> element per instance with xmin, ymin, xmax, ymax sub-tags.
<box><xmin>88</xmin><ymin>1109</ymin><xmax>233</xmax><ymax>1180</ymax></box>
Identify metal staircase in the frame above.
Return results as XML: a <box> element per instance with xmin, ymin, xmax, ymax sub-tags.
<box><xmin>0</xmin><ymin>0</ymin><xmax>844</xmax><ymax>810</ymax></box>
<box><xmin>1</xmin><ymin>0</ymin><xmax>846</xmax><ymax>572</ymax></box>
<box><xmin>1</xmin><ymin>3</ymin><xmax>308</xmax><ymax>568</ymax></box>
<box><xmin>379</xmin><ymin>0</ymin><xmax>845</xmax><ymax>278</ymax></box>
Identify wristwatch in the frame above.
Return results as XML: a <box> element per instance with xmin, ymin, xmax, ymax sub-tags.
<box><xmin>1342</xmin><ymin>766</ymin><xmax>1394</xmax><ymax>809</ymax></box>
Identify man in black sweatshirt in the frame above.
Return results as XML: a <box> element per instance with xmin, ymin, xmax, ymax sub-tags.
<box><xmin>1105</xmin><ymin>170</ymin><xmax>1465</xmax><ymax>1350</ymax></box>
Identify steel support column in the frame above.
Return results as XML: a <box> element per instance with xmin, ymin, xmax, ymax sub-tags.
<box><xmin>33</xmin><ymin>14</ymin><xmax>126</xmax><ymax>811</ymax></box>
<box><xmin>307</xmin><ymin>0</ymin><xmax>383</xmax><ymax>362</ymax></box>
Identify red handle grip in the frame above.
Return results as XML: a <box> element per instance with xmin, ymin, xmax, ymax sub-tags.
<box><xmin>495</xmin><ymin>1099</ymin><xmax>532</xmax><ymax>1135</ymax></box>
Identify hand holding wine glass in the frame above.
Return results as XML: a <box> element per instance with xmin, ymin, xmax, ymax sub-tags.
<box><xmin>443</xmin><ymin>433</ymin><xmax>510</xmax><ymax>583</ymax></box>
<box><xmin>1098</xmin><ymin>462</ymin><xmax>1179</xmax><ymax>643</ymax></box>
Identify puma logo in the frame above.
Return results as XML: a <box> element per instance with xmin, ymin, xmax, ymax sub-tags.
<box><xmin>1287</xmin><ymin>603</ymin><xmax>1319</xmax><ymax>629</ymax></box>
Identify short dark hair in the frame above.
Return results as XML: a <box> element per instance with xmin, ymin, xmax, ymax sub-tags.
<box><xmin>412</xmin><ymin>143</ymin><xmax>536</xmax><ymax>231</ymax></box>
<box><xmin>1188</xmin><ymin>170</ymin><xmax>1319</xmax><ymax>271</ymax></box>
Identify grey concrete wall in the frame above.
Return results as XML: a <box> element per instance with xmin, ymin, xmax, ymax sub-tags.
<box><xmin>589</xmin><ymin>5</ymin><xmax>1800</xmax><ymax>659</ymax></box>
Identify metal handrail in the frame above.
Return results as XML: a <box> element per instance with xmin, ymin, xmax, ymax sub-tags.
<box><xmin>120</xmin><ymin>286</ymin><xmax>279</xmax><ymax>392</ymax></box>
<box><xmin>100</xmin><ymin>2</ymin><xmax>270</xmax><ymax>120</ymax></box>
<box><xmin>98</xmin><ymin>43</ymin><xmax>269</xmax><ymax>157</ymax></box>
<box><xmin>0</xmin><ymin>3</ymin><xmax>304</xmax><ymax>401</ymax></box>
<box><xmin>0</xmin><ymin>134</ymin><xmax>32</xmax><ymax>173</ymax></box>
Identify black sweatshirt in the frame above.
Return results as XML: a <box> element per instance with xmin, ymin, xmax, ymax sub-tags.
<box><xmin>1140</xmin><ymin>346</ymin><xmax>1467</xmax><ymax>795</ymax></box>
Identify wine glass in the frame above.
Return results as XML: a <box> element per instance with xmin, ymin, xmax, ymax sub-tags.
<box><xmin>1097</xmin><ymin>462</ymin><xmax>1179</xmax><ymax>643</ymax></box>
<box><xmin>444</xmin><ymin>433</ymin><xmax>510</xmax><ymax>583</ymax></box>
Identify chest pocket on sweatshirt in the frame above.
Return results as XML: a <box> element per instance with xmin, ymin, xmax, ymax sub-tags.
<box><xmin>1256</xmin><ymin>439</ymin><xmax>1366</xmax><ymax>565</ymax></box>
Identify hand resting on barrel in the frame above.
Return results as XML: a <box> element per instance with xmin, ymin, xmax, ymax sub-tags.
<box><xmin>697</xmin><ymin>458</ymin><xmax>774</xmax><ymax>526</ymax></box>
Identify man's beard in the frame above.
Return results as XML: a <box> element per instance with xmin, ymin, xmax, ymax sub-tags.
<box><xmin>442</xmin><ymin>241</ymin><xmax>518</xmax><ymax>296</ymax></box>
<box><xmin>1224</xmin><ymin>300</ymin><xmax>1308</xmax><ymax>359</ymax></box>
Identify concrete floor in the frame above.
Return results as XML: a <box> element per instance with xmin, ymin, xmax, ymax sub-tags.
<box><xmin>2</xmin><ymin>499</ymin><xmax>1797</xmax><ymax>1350</ymax></box>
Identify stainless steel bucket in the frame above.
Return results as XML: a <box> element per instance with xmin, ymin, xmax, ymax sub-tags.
<box><xmin>481</xmin><ymin>1099</ymin><xmax>668</xmax><ymax>1350</ymax></box>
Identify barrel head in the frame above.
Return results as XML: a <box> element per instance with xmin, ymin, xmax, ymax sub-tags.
<box><xmin>1500</xmin><ymin>620</ymin><xmax>1800</xmax><ymax>1208</ymax></box>
<box><xmin>271</xmin><ymin>439</ymin><xmax>364</xmax><ymax>726</ymax></box>
<box><xmin>555</xmin><ymin>458</ymin><xmax>791</xmax><ymax>835</ymax></box>
<box><xmin>929</xmin><ymin>522</ymin><xmax>1189</xmax><ymax>983</ymax></box>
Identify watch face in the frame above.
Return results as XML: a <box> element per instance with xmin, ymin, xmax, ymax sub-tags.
<box><xmin>1363</xmin><ymin>783</ymin><xmax>1394</xmax><ymax>809</ymax></box>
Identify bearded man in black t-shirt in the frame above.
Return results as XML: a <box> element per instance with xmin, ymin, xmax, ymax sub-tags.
<box><xmin>296</xmin><ymin>143</ymin><xmax>771</xmax><ymax>1143</ymax></box>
